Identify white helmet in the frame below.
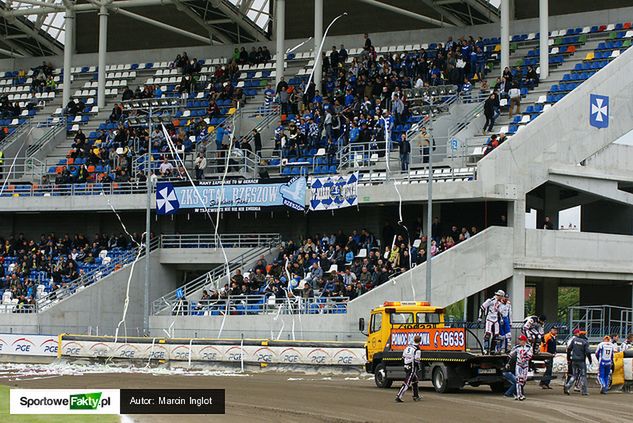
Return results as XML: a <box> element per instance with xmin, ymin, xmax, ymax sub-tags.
<box><xmin>494</xmin><ymin>289</ymin><xmax>505</xmax><ymax>296</ymax></box>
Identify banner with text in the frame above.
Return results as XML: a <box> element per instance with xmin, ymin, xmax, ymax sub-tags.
<box><xmin>0</xmin><ymin>334</ymin><xmax>58</xmax><ymax>357</ymax></box>
<box><xmin>156</xmin><ymin>177</ymin><xmax>306</xmax><ymax>214</ymax></box>
<box><xmin>309</xmin><ymin>173</ymin><xmax>359</xmax><ymax>211</ymax></box>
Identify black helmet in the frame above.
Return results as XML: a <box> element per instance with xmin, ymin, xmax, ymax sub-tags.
<box><xmin>538</xmin><ymin>314</ymin><xmax>547</xmax><ymax>323</ymax></box>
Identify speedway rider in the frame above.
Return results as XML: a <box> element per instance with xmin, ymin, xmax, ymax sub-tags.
<box><xmin>507</xmin><ymin>334</ymin><xmax>533</xmax><ymax>401</ymax></box>
<box><xmin>395</xmin><ymin>335</ymin><xmax>423</xmax><ymax>403</ymax></box>
<box><xmin>595</xmin><ymin>335</ymin><xmax>615</xmax><ymax>394</ymax></box>
<box><xmin>478</xmin><ymin>289</ymin><xmax>504</xmax><ymax>354</ymax></box>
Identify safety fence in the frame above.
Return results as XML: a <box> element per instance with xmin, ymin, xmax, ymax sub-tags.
<box><xmin>160</xmin><ymin>233</ymin><xmax>281</xmax><ymax>249</ymax></box>
<box><xmin>170</xmin><ymin>294</ymin><xmax>350</xmax><ymax>316</ymax></box>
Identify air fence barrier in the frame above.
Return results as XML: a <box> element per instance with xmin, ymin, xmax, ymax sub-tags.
<box><xmin>0</xmin><ymin>332</ymin><xmax>632</xmax><ymax>382</ymax></box>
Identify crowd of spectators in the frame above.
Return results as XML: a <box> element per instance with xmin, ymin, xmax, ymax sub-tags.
<box><xmin>0</xmin><ymin>232</ymin><xmax>140</xmax><ymax>312</ymax></box>
<box><xmin>0</xmin><ymin>95</ymin><xmax>22</xmax><ymax>118</ymax></box>
<box><xmin>193</xmin><ymin>218</ymin><xmax>493</xmax><ymax>313</ymax></box>
<box><xmin>232</xmin><ymin>46</ymin><xmax>272</xmax><ymax>66</ymax></box>
<box><xmin>270</xmin><ymin>33</ymin><xmax>500</xmax><ymax>166</ymax></box>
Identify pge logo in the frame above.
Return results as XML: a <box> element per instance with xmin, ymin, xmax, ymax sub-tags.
<box><xmin>334</xmin><ymin>349</ymin><xmax>358</xmax><ymax>365</ymax></box>
<box><xmin>311</xmin><ymin>355</ymin><xmax>326</xmax><ymax>364</ymax></box>
<box><xmin>12</xmin><ymin>337</ymin><xmax>34</xmax><ymax>353</ymax></box>
<box><xmin>66</xmin><ymin>347</ymin><xmax>81</xmax><ymax>355</ymax></box>
<box><xmin>337</xmin><ymin>355</ymin><xmax>353</xmax><ymax>364</ymax></box>
<box><xmin>92</xmin><ymin>349</ymin><xmax>108</xmax><ymax>357</ymax></box>
<box><xmin>149</xmin><ymin>351</ymin><xmax>166</xmax><ymax>359</ymax></box>
<box><xmin>119</xmin><ymin>349</ymin><xmax>135</xmax><ymax>358</ymax></box>
<box><xmin>283</xmin><ymin>354</ymin><xmax>299</xmax><ymax>363</ymax></box>
<box><xmin>89</xmin><ymin>343</ymin><xmax>110</xmax><ymax>357</ymax></box>
<box><xmin>43</xmin><ymin>345</ymin><xmax>58</xmax><ymax>354</ymax></box>
<box><xmin>201</xmin><ymin>352</ymin><xmax>217</xmax><ymax>360</ymax></box>
<box><xmin>228</xmin><ymin>353</ymin><xmax>242</xmax><ymax>361</ymax></box>
<box><xmin>308</xmin><ymin>349</ymin><xmax>330</xmax><ymax>365</ymax></box>
<box><xmin>257</xmin><ymin>353</ymin><xmax>272</xmax><ymax>363</ymax></box>
<box><xmin>14</xmin><ymin>343</ymin><xmax>31</xmax><ymax>352</ymax></box>
<box><xmin>174</xmin><ymin>351</ymin><xmax>189</xmax><ymax>360</ymax></box>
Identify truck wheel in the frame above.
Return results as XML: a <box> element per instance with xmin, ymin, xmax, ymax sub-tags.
<box><xmin>432</xmin><ymin>366</ymin><xmax>449</xmax><ymax>393</ymax></box>
<box><xmin>490</xmin><ymin>382</ymin><xmax>508</xmax><ymax>393</ymax></box>
<box><xmin>374</xmin><ymin>363</ymin><xmax>393</xmax><ymax>389</ymax></box>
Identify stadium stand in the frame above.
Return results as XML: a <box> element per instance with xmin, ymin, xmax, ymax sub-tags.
<box><xmin>0</xmin><ymin>232</ymin><xmax>150</xmax><ymax>313</ymax></box>
<box><xmin>159</xmin><ymin>217</ymin><xmax>502</xmax><ymax>317</ymax></box>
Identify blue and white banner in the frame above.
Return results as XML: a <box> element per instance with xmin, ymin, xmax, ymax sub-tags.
<box><xmin>156</xmin><ymin>177</ymin><xmax>306</xmax><ymax>214</ymax></box>
<box><xmin>309</xmin><ymin>173</ymin><xmax>359</xmax><ymax>211</ymax></box>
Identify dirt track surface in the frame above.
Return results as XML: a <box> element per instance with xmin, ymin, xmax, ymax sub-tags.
<box><xmin>1</xmin><ymin>370</ymin><xmax>631</xmax><ymax>422</ymax></box>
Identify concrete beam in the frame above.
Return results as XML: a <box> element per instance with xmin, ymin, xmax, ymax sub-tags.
<box><xmin>354</xmin><ymin>0</ymin><xmax>454</xmax><ymax>27</ymax></box>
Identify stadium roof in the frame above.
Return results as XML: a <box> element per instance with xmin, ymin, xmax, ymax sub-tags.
<box><xmin>0</xmin><ymin>0</ymin><xmax>632</xmax><ymax>58</ymax></box>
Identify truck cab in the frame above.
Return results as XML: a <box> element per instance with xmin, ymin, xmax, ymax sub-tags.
<box><xmin>364</xmin><ymin>301</ymin><xmax>445</xmax><ymax>364</ymax></box>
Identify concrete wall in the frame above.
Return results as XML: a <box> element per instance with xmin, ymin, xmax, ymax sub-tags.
<box><xmin>159</xmin><ymin>247</ymin><xmax>254</xmax><ymax>266</ymax></box>
<box><xmin>151</xmin><ymin>313</ymin><xmax>355</xmax><ymax>341</ymax></box>
<box><xmin>36</xmin><ymin>250</ymin><xmax>178</xmax><ymax>336</ymax></box>
<box><xmin>520</xmin><ymin>229</ymin><xmax>633</xmax><ymax>278</ymax></box>
<box><xmin>586</xmin><ymin>143</ymin><xmax>633</xmax><ymax>172</ymax></box>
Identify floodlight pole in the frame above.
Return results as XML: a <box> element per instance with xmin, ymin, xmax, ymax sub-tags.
<box><xmin>62</xmin><ymin>7</ymin><xmax>74</xmax><ymax>108</ymax></box>
<box><xmin>143</xmin><ymin>104</ymin><xmax>153</xmax><ymax>336</ymax></box>
<box><xmin>425</xmin><ymin>133</ymin><xmax>433</xmax><ymax>303</ymax></box>
<box><xmin>98</xmin><ymin>5</ymin><xmax>108</xmax><ymax>109</ymax></box>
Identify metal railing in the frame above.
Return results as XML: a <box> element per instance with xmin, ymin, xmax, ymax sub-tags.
<box><xmin>0</xmin><ymin>160</ymin><xmax>46</xmax><ymax>184</ymax></box>
<box><xmin>171</xmin><ymin>295</ymin><xmax>350</xmax><ymax>316</ymax></box>
<box><xmin>0</xmin><ymin>303</ymin><xmax>37</xmax><ymax>314</ymax></box>
<box><xmin>0</xmin><ymin>181</ymin><xmax>149</xmax><ymax>197</ymax></box>
<box><xmin>447</xmin><ymin>92</ymin><xmax>489</xmax><ymax>139</ymax></box>
<box><xmin>568</xmin><ymin>305</ymin><xmax>633</xmax><ymax>342</ymax></box>
<box><xmin>37</xmin><ymin>237</ymin><xmax>160</xmax><ymax>312</ymax></box>
<box><xmin>237</xmin><ymin>104</ymin><xmax>280</xmax><ymax>146</ymax></box>
<box><xmin>26</xmin><ymin>120</ymin><xmax>66</xmax><ymax>157</ymax></box>
<box><xmin>152</xmin><ymin>241</ymin><xmax>280</xmax><ymax>315</ymax></box>
<box><xmin>161</xmin><ymin>233</ymin><xmax>281</xmax><ymax>249</ymax></box>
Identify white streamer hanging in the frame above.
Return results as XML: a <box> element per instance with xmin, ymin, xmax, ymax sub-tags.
<box><xmin>382</xmin><ymin>117</ymin><xmax>415</xmax><ymax>300</ymax></box>
<box><xmin>160</xmin><ymin>122</ymin><xmax>234</xmax><ymax>339</ymax></box>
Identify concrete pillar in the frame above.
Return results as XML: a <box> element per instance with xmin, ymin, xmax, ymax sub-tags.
<box><xmin>97</xmin><ymin>6</ymin><xmax>108</xmax><ymax>109</ymax></box>
<box><xmin>500</xmin><ymin>0</ymin><xmax>510</xmax><ymax>75</ymax></box>
<box><xmin>539</xmin><ymin>0</ymin><xmax>549</xmax><ymax>80</ymax></box>
<box><xmin>62</xmin><ymin>8</ymin><xmax>74</xmax><ymax>109</ymax></box>
<box><xmin>508</xmin><ymin>272</ymin><xmax>525</xmax><ymax>321</ymax></box>
<box><xmin>536</xmin><ymin>279</ymin><xmax>558</xmax><ymax>322</ymax></box>
<box><xmin>274</xmin><ymin>0</ymin><xmax>285</xmax><ymax>87</ymax></box>
<box><xmin>313</xmin><ymin>0</ymin><xmax>323</xmax><ymax>91</ymax></box>
<box><xmin>507</xmin><ymin>199</ymin><xmax>526</xmax><ymax>253</ymax></box>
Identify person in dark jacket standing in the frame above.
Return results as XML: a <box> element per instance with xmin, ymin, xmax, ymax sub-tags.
<box><xmin>252</xmin><ymin>128</ymin><xmax>262</xmax><ymax>156</ymax></box>
<box><xmin>564</xmin><ymin>330</ymin><xmax>592</xmax><ymax>395</ymax></box>
<box><xmin>399</xmin><ymin>133</ymin><xmax>411</xmax><ymax>171</ymax></box>
<box><xmin>482</xmin><ymin>93</ymin><xmax>497</xmax><ymax>134</ymax></box>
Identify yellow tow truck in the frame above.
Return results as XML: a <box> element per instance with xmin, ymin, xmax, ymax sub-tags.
<box><xmin>359</xmin><ymin>301</ymin><xmax>551</xmax><ymax>393</ymax></box>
